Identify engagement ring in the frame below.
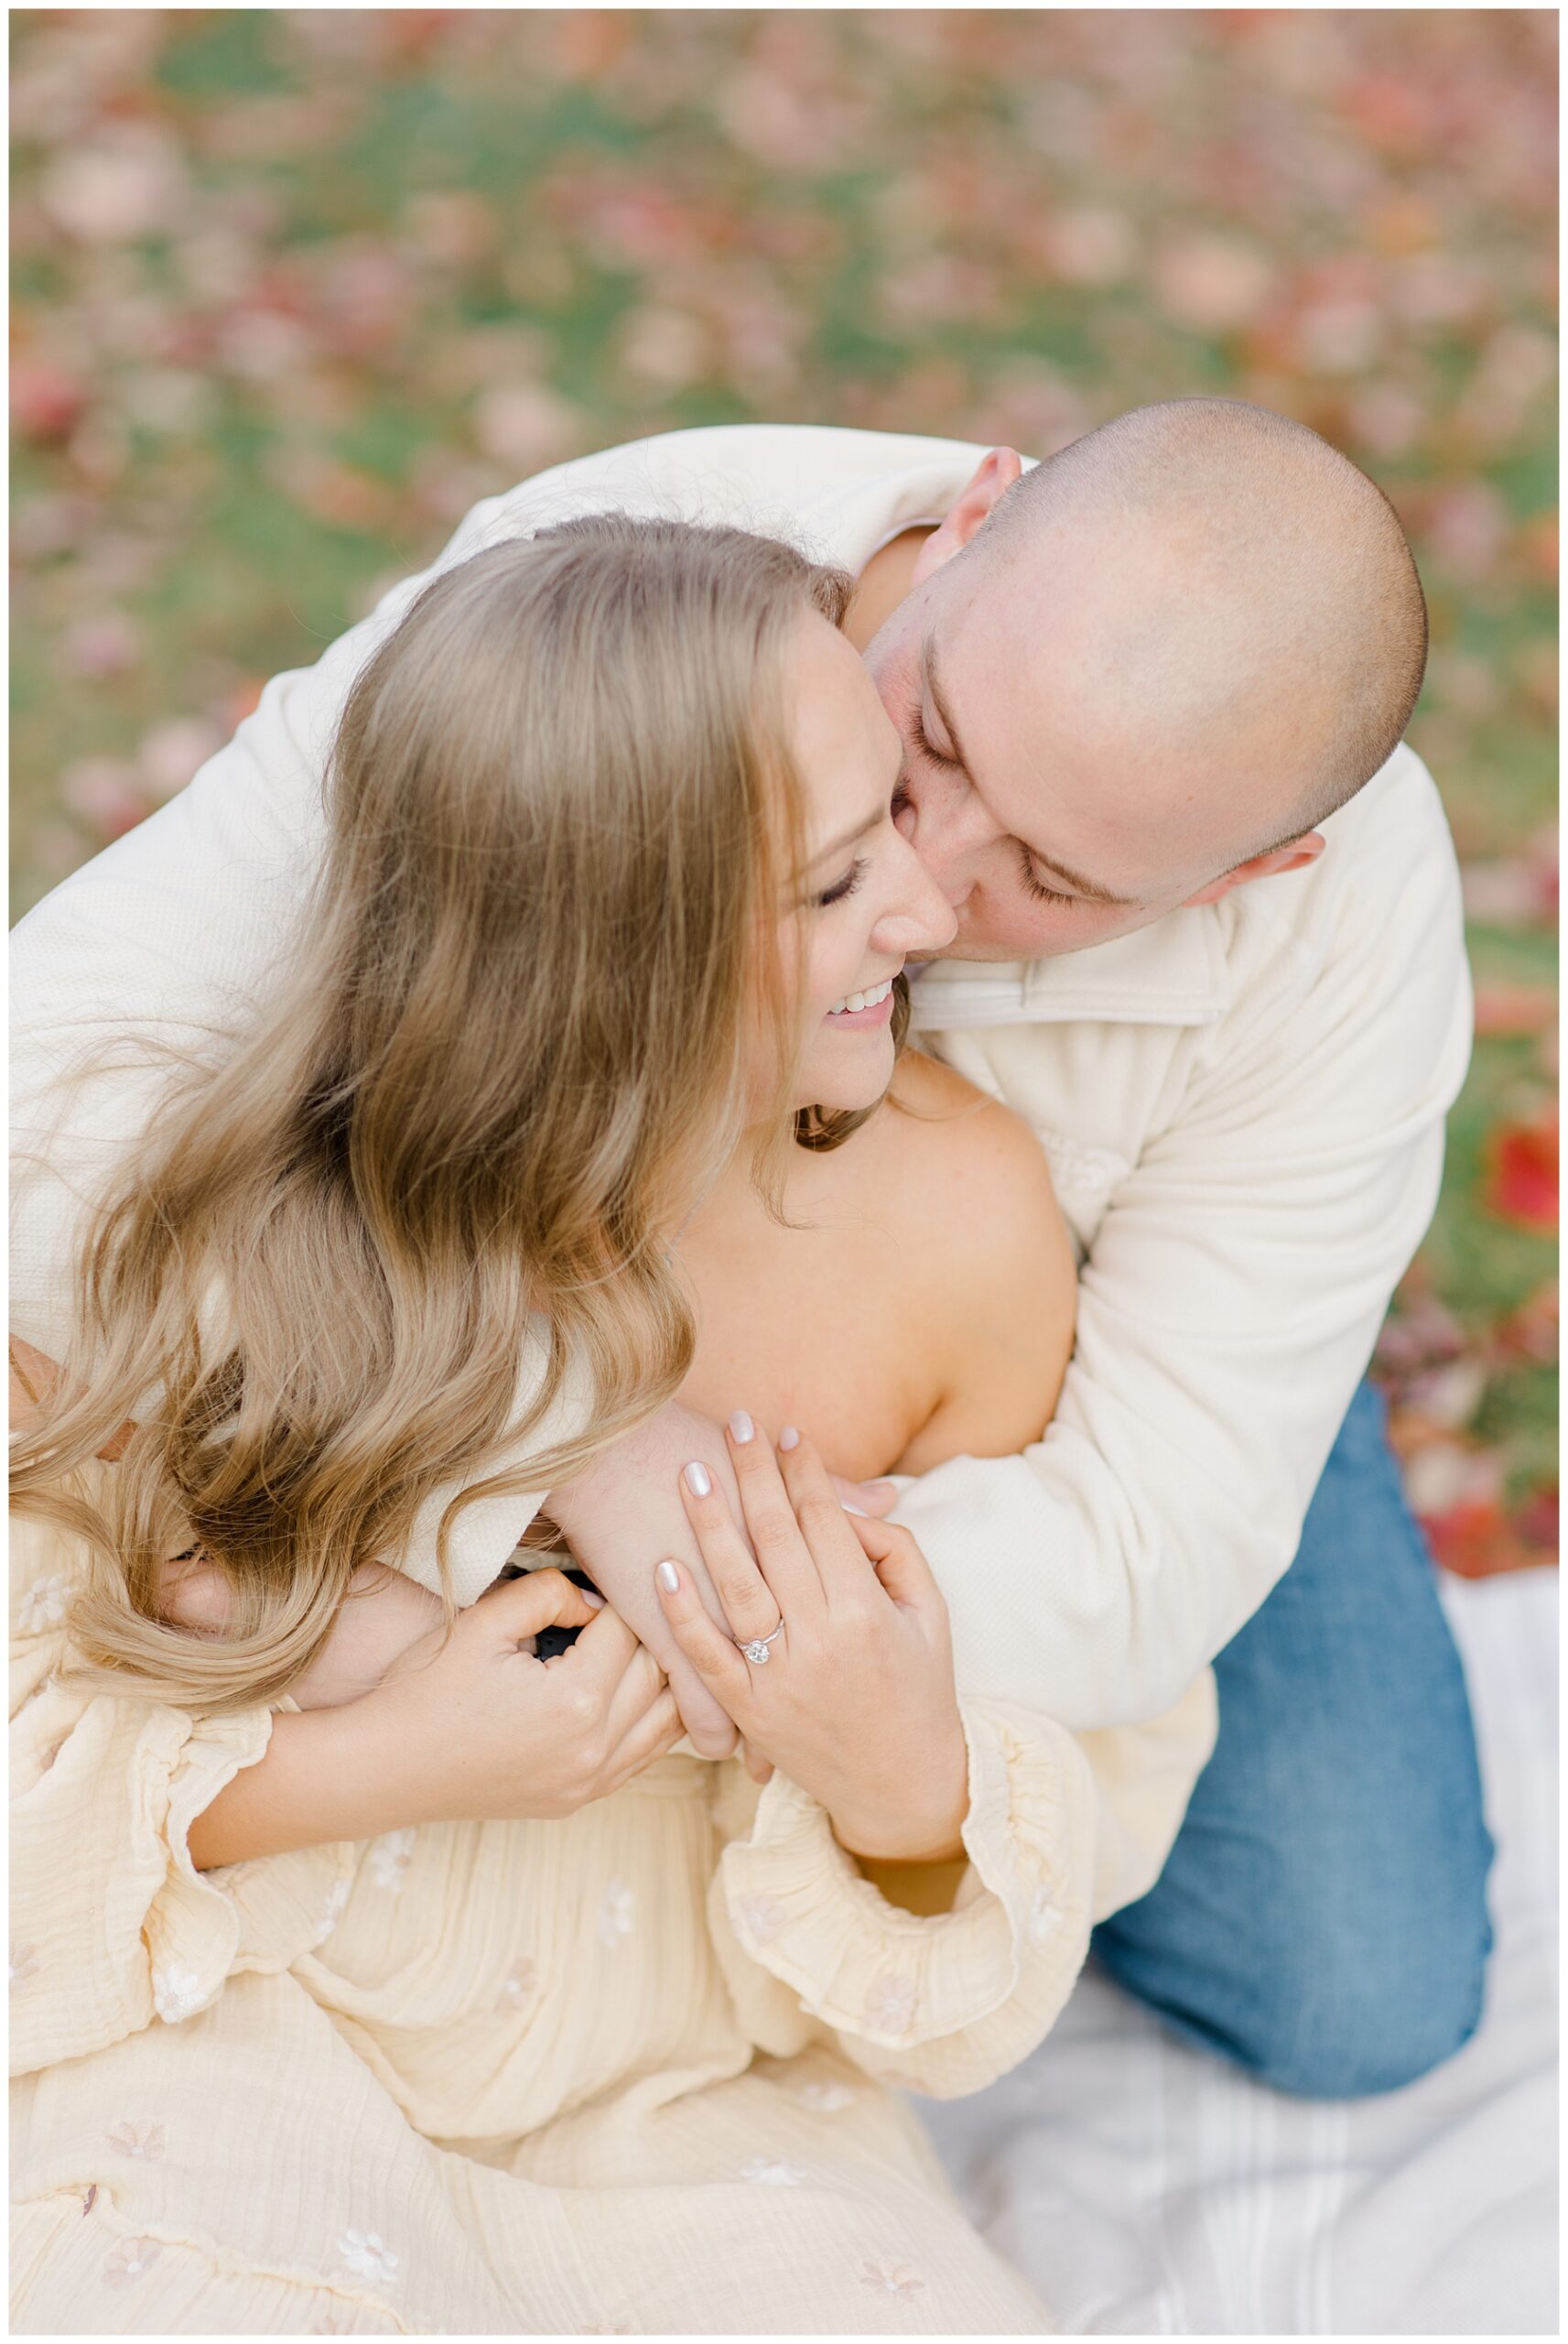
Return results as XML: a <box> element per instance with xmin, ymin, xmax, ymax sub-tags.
<box><xmin>741</xmin><ymin>1620</ymin><xmax>785</xmax><ymax>1665</ymax></box>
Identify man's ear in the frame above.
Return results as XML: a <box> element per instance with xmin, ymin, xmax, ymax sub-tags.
<box><xmin>910</xmin><ymin>448</ymin><xmax>1024</xmax><ymax>587</ymax></box>
<box><xmin>1183</xmin><ymin>833</ymin><xmax>1325</xmax><ymax>907</ymax></box>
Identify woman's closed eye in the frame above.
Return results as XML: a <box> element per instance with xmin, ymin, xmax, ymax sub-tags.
<box><xmin>816</xmin><ymin>856</ymin><xmax>869</xmax><ymax>909</ymax></box>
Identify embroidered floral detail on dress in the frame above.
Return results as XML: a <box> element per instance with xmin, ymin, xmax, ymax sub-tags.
<box><xmin>860</xmin><ymin>2256</ymin><xmax>927</xmax><ymax>2299</ymax></box>
<box><xmin>864</xmin><ymin>1970</ymin><xmax>917</xmax><ymax>2035</ymax></box>
<box><xmin>18</xmin><ymin>1572</ymin><xmax>70</xmax><ymax>1635</ymax></box>
<box><xmin>103</xmin><ymin>2236</ymin><xmax>162</xmax><ymax>2286</ymax></box>
<box><xmin>597</xmin><ymin>1878</ymin><xmax>634</xmax><ymax>1947</ymax></box>
<box><xmin>740</xmin><ymin>2156</ymin><xmax>804</xmax><ymax>2187</ymax></box>
<box><xmin>1026</xmin><ymin>1884</ymin><xmax>1061</xmax><ymax>1945</ymax></box>
<box><xmin>794</xmin><ymin>2078</ymin><xmax>855</xmax><ymax>2113</ymax></box>
<box><xmin>338</xmin><ymin>2229</ymin><xmax>399</xmax><ymax>2285</ymax></box>
<box><xmin>106</xmin><ymin>2121</ymin><xmax>168</xmax><ymax>2161</ymax></box>
<box><xmin>152</xmin><ymin>1964</ymin><xmax>208</xmax><ymax>2024</ymax></box>
<box><xmin>734</xmin><ymin>1891</ymin><xmax>788</xmax><ymax>1944</ymax></box>
<box><xmin>316</xmin><ymin>1874</ymin><xmax>353</xmax><ymax>1942</ymax></box>
<box><xmin>9</xmin><ymin>1943</ymin><xmax>39</xmax><ymax>1993</ymax></box>
<box><xmin>367</xmin><ymin>1829</ymin><xmax>416</xmax><ymax>1893</ymax></box>
<box><xmin>494</xmin><ymin>1958</ymin><xmax>539</xmax><ymax>2012</ymax></box>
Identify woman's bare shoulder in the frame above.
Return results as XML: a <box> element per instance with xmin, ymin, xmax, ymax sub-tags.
<box><xmin>875</xmin><ymin>1049</ymin><xmax>1057</xmax><ymax>1214</ymax></box>
<box><xmin>866</xmin><ymin>1050</ymin><xmax>1076</xmax><ymax>1470</ymax></box>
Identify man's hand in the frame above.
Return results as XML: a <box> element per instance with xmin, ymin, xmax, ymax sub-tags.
<box><xmin>547</xmin><ymin>1400</ymin><xmax>748</xmax><ymax>1758</ymax></box>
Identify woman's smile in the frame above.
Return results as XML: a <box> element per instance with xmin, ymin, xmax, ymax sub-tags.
<box><xmin>824</xmin><ymin>971</ymin><xmax>898</xmax><ymax>1027</ymax></box>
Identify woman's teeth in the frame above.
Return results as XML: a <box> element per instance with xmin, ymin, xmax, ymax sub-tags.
<box><xmin>827</xmin><ymin>977</ymin><xmax>894</xmax><ymax>1017</ymax></box>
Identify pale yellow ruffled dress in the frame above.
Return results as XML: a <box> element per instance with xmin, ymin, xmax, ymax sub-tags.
<box><xmin>9</xmin><ymin>1476</ymin><xmax>1192</xmax><ymax>2337</ymax></box>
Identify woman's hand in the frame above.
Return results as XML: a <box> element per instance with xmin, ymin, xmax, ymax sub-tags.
<box><xmin>363</xmin><ymin>1569</ymin><xmax>684</xmax><ymax>1825</ymax></box>
<box><xmin>547</xmin><ymin>1397</ymin><xmax>900</xmax><ymax>1763</ymax></box>
<box><xmin>188</xmin><ymin>1568</ymin><xmax>684</xmax><ymax>1868</ymax></box>
<box><xmin>652</xmin><ymin>1421</ymin><xmax>970</xmax><ymax>1865</ymax></box>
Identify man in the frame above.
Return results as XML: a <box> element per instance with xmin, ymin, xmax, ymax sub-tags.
<box><xmin>11</xmin><ymin>400</ymin><xmax>1490</xmax><ymax>2097</ymax></box>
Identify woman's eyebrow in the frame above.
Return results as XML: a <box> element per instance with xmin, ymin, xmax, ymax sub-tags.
<box><xmin>806</xmin><ymin>801</ymin><xmax>885</xmax><ymax>870</ymax></box>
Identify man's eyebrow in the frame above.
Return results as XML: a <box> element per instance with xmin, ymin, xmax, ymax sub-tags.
<box><xmin>921</xmin><ymin>631</ymin><xmax>976</xmax><ymax>781</ymax></box>
<box><xmin>922</xmin><ymin>632</ymin><xmax>1139</xmax><ymax>908</ymax></box>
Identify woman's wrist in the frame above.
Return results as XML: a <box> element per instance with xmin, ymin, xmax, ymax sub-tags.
<box><xmin>831</xmin><ymin>1811</ymin><xmax>968</xmax><ymax>1867</ymax></box>
<box><xmin>827</xmin><ymin>1719</ymin><xmax>970</xmax><ymax>1867</ymax></box>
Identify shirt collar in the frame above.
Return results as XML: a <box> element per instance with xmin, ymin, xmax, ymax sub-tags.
<box><xmin>906</xmin><ymin>901</ymin><xmax>1229</xmax><ymax>1032</ymax></box>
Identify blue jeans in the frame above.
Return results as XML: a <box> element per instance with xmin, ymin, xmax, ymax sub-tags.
<box><xmin>1091</xmin><ymin>1382</ymin><xmax>1495</xmax><ymax>2099</ymax></box>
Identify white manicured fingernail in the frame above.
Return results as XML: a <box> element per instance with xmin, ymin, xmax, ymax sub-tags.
<box><xmin>656</xmin><ymin>1561</ymin><xmax>680</xmax><ymax>1594</ymax></box>
<box><xmin>684</xmin><ymin>1460</ymin><xmax>711</xmax><ymax>1497</ymax></box>
<box><xmin>778</xmin><ymin>1425</ymin><xmax>800</xmax><ymax>1450</ymax></box>
<box><xmin>582</xmin><ymin>1589</ymin><xmax>606</xmax><ymax>1608</ymax></box>
<box><xmin>730</xmin><ymin>1410</ymin><xmax>754</xmax><ymax>1445</ymax></box>
<box><xmin>843</xmin><ymin>1503</ymin><xmax>868</xmax><ymax>1516</ymax></box>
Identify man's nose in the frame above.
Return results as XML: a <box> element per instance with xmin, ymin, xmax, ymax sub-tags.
<box><xmin>872</xmin><ymin>833</ymin><xmax>959</xmax><ymax>958</ymax></box>
<box><xmin>901</xmin><ymin>773</ymin><xmax>1000</xmax><ymax>906</ymax></box>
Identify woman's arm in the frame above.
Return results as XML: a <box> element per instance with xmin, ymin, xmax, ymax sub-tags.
<box><xmin>189</xmin><ymin>1571</ymin><xmax>677</xmax><ymax>1867</ymax></box>
<box><xmin>654</xmin><ymin>1424</ymin><xmax>1101</xmax><ymax>2100</ymax></box>
<box><xmin>184</xmin><ymin>1701</ymin><xmax>407</xmax><ymax>1868</ymax></box>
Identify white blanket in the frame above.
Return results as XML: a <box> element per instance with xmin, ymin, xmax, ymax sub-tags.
<box><xmin>924</xmin><ymin>1569</ymin><xmax>1560</xmax><ymax>2333</ymax></box>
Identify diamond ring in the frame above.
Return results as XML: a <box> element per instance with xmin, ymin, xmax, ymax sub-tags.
<box><xmin>740</xmin><ymin>1618</ymin><xmax>785</xmax><ymax>1666</ymax></box>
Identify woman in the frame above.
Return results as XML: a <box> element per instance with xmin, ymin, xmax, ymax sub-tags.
<box><xmin>12</xmin><ymin>515</ymin><xmax>1206</xmax><ymax>2333</ymax></box>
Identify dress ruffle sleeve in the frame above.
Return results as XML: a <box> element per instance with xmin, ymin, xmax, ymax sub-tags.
<box><xmin>708</xmin><ymin>1696</ymin><xmax>1097</xmax><ymax>2100</ymax></box>
<box><xmin>10</xmin><ymin>1501</ymin><xmax>354</xmax><ymax>2079</ymax></box>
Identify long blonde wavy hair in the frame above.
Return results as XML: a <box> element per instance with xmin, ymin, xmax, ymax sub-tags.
<box><xmin>11</xmin><ymin>513</ymin><xmax>907</xmax><ymax>1712</ymax></box>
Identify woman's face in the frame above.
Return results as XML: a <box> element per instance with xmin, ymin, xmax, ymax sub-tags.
<box><xmin>773</xmin><ymin>613</ymin><xmax>957</xmax><ymax>1115</ymax></box>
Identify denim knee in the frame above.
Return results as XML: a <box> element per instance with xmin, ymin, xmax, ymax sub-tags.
<box><xmin>1093</xmin><ymin>1792</ymin><xmax>1495</xmax><ymax>2100</ymax></box>
<box><xmin>1256</xmin><ymin>1948</ymin><xmax>1488</xmax><ymax>2100</ymax></box>
<box><xmin>1228</xmin><ymin>1855</ymin><xmax>1493</xmax><ymax>2100</ymax></box>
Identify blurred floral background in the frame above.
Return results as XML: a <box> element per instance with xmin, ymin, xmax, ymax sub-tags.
<box><xmin>11</xmin><ymin>9</ymin><xmax>1557</xmax><ymax>1573</ymax></box>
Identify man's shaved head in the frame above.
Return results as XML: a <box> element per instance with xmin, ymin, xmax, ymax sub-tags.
<box><xmin>979</xmin><ymin>398</ymin><xmax>1427</xmax><ymax>854</ymax></box>
<box><xmin>860</xmin><ymin>396</ymin><xmax>1431</xmax><ymax>960</ymax></box>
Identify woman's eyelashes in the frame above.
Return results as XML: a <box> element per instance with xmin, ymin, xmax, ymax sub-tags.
<box><xmin>816</xmin><ymin>856</ymin><xmax>869</xmax><ymax>909</ymax></box>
